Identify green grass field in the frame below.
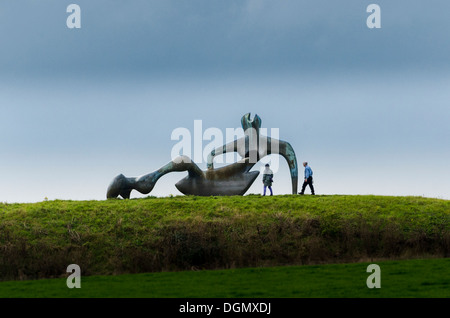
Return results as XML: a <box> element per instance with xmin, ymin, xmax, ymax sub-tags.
<box><xmin>0</xmin><ymin>258</ymin><xmax>448</xmax><ymax>298</ymax></box>
<box><xmin>1</xmin><ymin>194</ymin><xmax>449</xmax><ymax>298</ymax></box>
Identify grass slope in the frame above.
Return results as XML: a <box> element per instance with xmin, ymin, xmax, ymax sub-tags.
<box><xmin>0</xmin><ymin>195</ymin><xmax>449</xmax><ymax>281</ymax></box>
<box><xmin>0</xmin><ymin>258</ymin><xmax>448</xmax><ymax>298</ymax></box>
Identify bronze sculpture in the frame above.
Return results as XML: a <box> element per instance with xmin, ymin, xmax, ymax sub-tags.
<box><xmin>106</xmin><ymin>113</ymin><xmax>298</xmax><ymax>199</ymax></box>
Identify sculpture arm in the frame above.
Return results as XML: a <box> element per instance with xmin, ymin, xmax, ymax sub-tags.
<box><xmin>206</xmin><ymin>139</ymin><xmax>240</xmax><ymax>170</ymax></box>
<box><xmin>278</xmin><ymin>141</ymin><xmax>298</xmax><ymax>194</ymax></box>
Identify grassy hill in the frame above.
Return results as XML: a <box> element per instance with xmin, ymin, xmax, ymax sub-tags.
<box><xmin>0</xmin><ymin>195</ymin><xmax>449</xmax><ymax>281</ymax></box>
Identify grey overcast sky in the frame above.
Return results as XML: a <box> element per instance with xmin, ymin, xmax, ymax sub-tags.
<box><xmin>1</xmin><ymin>1</ymin><xmax>449</xmax><ymax>202</ymax></box>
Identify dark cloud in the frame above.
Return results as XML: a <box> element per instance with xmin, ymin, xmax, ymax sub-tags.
<box><xmin>1</xmin><ymin>1</ymin><xmax>450</xmax><ymax>76</ymax></box>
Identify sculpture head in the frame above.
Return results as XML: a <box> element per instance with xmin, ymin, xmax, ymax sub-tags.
<box><xmin>241</xmin><ymin>113</ymin><xmax>262</xmax><ymax>134</ymax></box>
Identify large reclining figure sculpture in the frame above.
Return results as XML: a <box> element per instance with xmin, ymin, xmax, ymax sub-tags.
<box><xmin>106</xmin><ymin>113</ymin><xmax>298</xmax><ymax>199</ymax></box>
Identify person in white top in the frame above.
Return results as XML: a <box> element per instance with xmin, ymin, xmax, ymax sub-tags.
<box><xmin>262</xmin><ymin>164</ymin><xmax>273</xmax><ymax>196</ymax></box>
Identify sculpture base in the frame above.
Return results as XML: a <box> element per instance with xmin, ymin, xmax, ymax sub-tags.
<box><xmin>175</xmin><ymin>171</ymin><xmax>260</xmax><ymax>196</ymax></box>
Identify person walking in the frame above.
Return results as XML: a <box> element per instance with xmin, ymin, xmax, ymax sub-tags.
<box><xmin>262</xmin><ymin>164</ymin><xmax>273</xmax><ymax>196</ymax></box>
<box><xmin>299</xmin><ymin>161</ymin><xmax>315</xmax><ymax>195</ymax></box>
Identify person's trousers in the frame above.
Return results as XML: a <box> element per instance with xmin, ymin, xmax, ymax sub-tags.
<box><xmin>300</xmin><ymin>177</ymin><xmax>315</xmax><ymax>195</ymax></box>
<box><xmin>263</xmin><ymin>186</ymin><xmax>273</xmax><ymax>196</ymax></box>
